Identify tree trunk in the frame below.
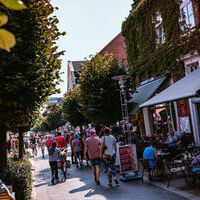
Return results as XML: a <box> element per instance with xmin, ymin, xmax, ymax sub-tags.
<box><xmin>19</xmin><ymin>129</ymin><xmax>24</xmax><ymax>159</ymax></box>
<box><xmin>80</xmin><ymin>125</ymin><xmax>83</xmax><ymax>133</ymax></box>
<box><xmin>0</xmin><ymin>127</ymin><xmax>7</xmax><ymax>171</ymax></box>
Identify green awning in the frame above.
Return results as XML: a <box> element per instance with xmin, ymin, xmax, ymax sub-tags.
<box><xmin>140</xmin><ymin>68</ymin><xmax>200</xmax><ymax>108</ymax></box>
<box><xmin>129</xmin><ymin>76</ymin><xmax>166</xmax><ymax>115</ymax></box>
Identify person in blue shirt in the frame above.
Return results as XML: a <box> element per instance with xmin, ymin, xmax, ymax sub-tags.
<box><xmin>143</xmin><ymin>142</ymin><xmax>158</xmax><ymax>168</ymax></box>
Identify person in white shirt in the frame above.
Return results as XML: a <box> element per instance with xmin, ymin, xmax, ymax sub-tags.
<box><xmin>100</xmin><ymin>127</ymin><xmax>119</xmax><ymax>187</ymax></box>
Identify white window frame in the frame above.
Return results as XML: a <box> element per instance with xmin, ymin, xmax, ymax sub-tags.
<box><xmin>154</xmin><ymin>13</ymin><xmax>165</xmax><ymax>45</ymax></box>
<box><xmin>185</xmin><ymin>60</ymin><xmax>200</xmax><ymax>75</ymax></box>
<box><xmin>180</xmin><ymin>0</ymin><xmax>195</xmax><ymax>30</ymax></box>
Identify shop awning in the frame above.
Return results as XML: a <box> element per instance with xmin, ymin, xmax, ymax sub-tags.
<box><xmin>140</xmin><ymin>68</ymin><xmax>200</xmax><ymax>108</ymax></box>
<box><xmin>129</xmin><ymin>76</ymin><xmax>166</xmax><ymax>115</ymax></box>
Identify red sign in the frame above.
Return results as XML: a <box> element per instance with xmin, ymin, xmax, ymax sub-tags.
<box><xmin>119</xmin><ymin>145</ymin><xmax>138</xmax><ymax>173</ymax></box>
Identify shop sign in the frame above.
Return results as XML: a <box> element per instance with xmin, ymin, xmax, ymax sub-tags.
<box><xmin>119</xmin><ymin>144</ymin><xmax>138</xmax><ymax>173</ymax></box>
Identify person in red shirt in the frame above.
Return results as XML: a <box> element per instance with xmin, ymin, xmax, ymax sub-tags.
<box><xmin>46</xmin><ymin>135</ymin><xmax>53</xmax><ymax>148</ymax></box>
<box><xmin>54</xmin><ymin>132</ymin><xmax>66</xmax><ymax>149</ymax></box>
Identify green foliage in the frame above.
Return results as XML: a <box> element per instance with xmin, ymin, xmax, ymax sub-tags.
<box><xmin>35</xmin><ymin>103</ymin><xmax>65</xmax><ymax>131</ymax></box>
<box><xmin>0</xmin><ymin>0</ymin><xmax>65</xmax><ymax>169</ymax></box>
<box><xmin>0</xmin><ymin>0</ymin><xmax>65</xmax><ymax>131</ymax></box>
<box><xmin>0</xmin><ymin>0</ymin><xmax>26</xmax><ymax>51</ymax></box>
<box><xmin>131</xmin><ymin>0</ymin><xmax>141</xmax><ymax>9</ymax></box>
<box><xmin>122</xmin><ymin>0</ymin><xmax>200</xmax><ymax>88</ymax></box>
<box><xmin>0</xmin><ymin>157</ymin><xmax>32</xmax><ymax>200</ymax></box>
<box><xmin>79</xmin><ymin>54</ymin><xmax>127</xmax><ymax>125</ymax></box>
<box><xmin>62</xmin><ymin>87</ymin><xmax>88</xmax><ymax>127</ymax></box>
<box><xmin>0</xmin><ymin>0</ymin><xmax>26</xmax><ymax>10</ymax></box>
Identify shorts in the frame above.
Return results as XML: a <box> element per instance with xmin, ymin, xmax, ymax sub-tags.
<box><xmin>90</xmin><ymin>158</ymin><xmax>101</xmax><ymax>167</ymax></box>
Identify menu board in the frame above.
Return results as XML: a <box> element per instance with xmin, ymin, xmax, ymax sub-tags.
<box><xmin>119</xmin><ymin>144</ymin><xmax>138</xmax><ymax>173</ymax></box>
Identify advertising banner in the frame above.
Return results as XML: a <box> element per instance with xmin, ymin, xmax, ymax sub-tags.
<box><xmin>119</xmin><ymin>144</ymin><xmax>138</xmax><ymax>173</ymax></box>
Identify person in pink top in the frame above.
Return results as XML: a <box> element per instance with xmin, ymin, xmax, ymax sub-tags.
<box><xmin>54</xmin><ymin>132</ymin><xmax>66</xmax><ymax>149</ymax></box>
<box><xmin>72</xmin><ymin>134</ymin><xmax>82</xmax><ymax>168</ymax></box>
<box><xmin>84</xmin><ymin>129</ymin><xmax>101</xmax><ymax>185</ymax></box>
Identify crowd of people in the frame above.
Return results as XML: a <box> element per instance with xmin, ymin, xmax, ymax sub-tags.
<box><xmin>14</xmin><ymin>127</ymin><xmax>121</xmax><ymax>187</ymax></box>
<box><xmin>6</xmin><ymin>125</ymin><xmax>200</xmax><ymax>187</ymax></box>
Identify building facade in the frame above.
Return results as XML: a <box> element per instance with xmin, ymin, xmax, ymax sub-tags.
<box><xmin>67</xmin><ymin>33</ymin><xmax>127</xmax><ymax>92</ymax></box>
<box><xmin>99</xmin><ymin>33</ymin><xmax>127</xmax><ymax>65</ymax></box>
<box><xmin>67</xmin><ymin>61</ymin><xmax>86</xmax><ymax>92</ymax></box>
<box><xmin>122</xmin><ymin>0</ymin><xmax>200</xmax><ymax>143</ymax></box>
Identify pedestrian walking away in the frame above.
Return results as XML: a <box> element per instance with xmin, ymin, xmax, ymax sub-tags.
<box><xmin>49</xmin><ymin>142</ymin><xmax>60</xmax><ymax>185</ymax></box>
<box><xmin>69</xmin><ymin>132</ymin><xmax>76</xmax><ymax>164</ymax></box>
<box><xmin>84</xmin><ymin>129</ymin><xmax>101</xmax><ymax>185</ymax></box>
<box><xmin>30</xmin><ymin>135</ymin><xmax>37</xmax><ymax>157</ymax></box>
<box><xmin>45</xmin><ymin>135</ymin><xmax>53</xmax><ymax>154</ymax></box>
<box><xmin>72</xmin><ymin>134</ymin><xmax>82</xmax><ymax>168</ymax></box>
<box><xmin>54</xmin><ymin>132</ymin><xmax>67</xmax><ymax>149</ymax></box>
<box><xmin>39</xmin><ymin>136</ymin><xmax>46</xmax><ymax>158</ymax></box>
<box><xmin>100</xmin><ymin>127</ymin><xmax>119</xmax><ymax>187</ymax></box>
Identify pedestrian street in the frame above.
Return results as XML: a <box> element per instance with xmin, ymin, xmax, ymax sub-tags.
<box><xmin>34</xmin><ymin>151</ymin><xmax>188</xmax><ymax>200</ymax></box>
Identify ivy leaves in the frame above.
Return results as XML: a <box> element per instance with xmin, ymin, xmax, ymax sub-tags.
<box><xmin>0</xmin><ymin>0</ymin><xmax>26</xmax><ymax>51</ymax></box>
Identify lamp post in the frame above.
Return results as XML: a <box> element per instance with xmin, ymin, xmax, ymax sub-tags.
<box><xmin>112</xmin><ymin>75</ymin><xmax>130</xmax><ymax>144</ymax></box>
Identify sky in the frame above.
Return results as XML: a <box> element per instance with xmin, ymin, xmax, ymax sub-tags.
<box><xmin>51</xmin><ymin>0</ymin><xmax>133</xmax><ymax>97</ymax></box>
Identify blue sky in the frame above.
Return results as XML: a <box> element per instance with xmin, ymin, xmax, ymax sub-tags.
<box><xmin>51</xmin><ymin>0</ymin><xmax>132</xmax><ymax>96</ymax></box>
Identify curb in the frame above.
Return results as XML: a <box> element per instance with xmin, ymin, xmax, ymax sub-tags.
<box><xmin>143</xmin><ymin>177</ymin><xmax>200</xmax><ymax>200</ymax></box>
<box><xmin>30</xmin><ymin>158</ymin><xmax>36</xmax><ymax>200</ymax></box>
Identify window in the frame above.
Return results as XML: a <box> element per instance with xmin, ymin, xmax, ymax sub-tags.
<box><xmin>74</xmin><ymin>72</ymin><xmax>79</xmax><ymax>85</ymax></box>
<box><xmin>156</xmin><ymin>26</ymin><xmax>165</xmax><ymax>45</ymax></box>
<box><xmin>180</xmin><ymin>1</ymin><xmax>195</xmax><ymax>29</ymax></box>
<box><xmin>155</xmin><ymin>13</ymin><xmax>165</xmax><ymax>45</ymax></box>
<box><xmin>187</xmin><ymin>62</ymin><xmax>199</xmax><ymax>73</ymax></box>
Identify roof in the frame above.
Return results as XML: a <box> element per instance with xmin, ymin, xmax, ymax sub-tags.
<box><xmin>140</xmin><ymin>68</ymin><xmax>200</xmax><ymax>108</ymax></box>
<box><xmin>71</xmin><ymin>61</ymin><xmax>87</xmax><ymax>72</ymax></box>
<box><xmin>99</xmin><ymin>33</ymin><xmax>127</xmax><ymax>64</ymax></box>
<box><xmin>128</xmin><ymin>76</ymin><xmax>166</xmax><ymax>115</ymax></box>
<box><xmin>129</xmin><ymin>76</ymin><xmax>166</xmax><ymax>104</ymax></box>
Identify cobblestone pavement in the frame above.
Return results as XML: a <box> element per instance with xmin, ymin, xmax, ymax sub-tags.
<box><xmin>34</xmin><ymin>150</ymin><xmax>189</xmax><ymax>200</ymax></box>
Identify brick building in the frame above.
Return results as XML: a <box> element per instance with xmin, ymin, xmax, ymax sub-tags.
<box><xmin>123</xmin><ymin>0</ymin><xmax>200</xmax><ymax>144</ymax></box>
<box><xmin>100</xmin><ymin>33</ymin><xmax>127</xmax><ymax>65</ymax></box>
<box><xmin>67</xmin><ymin>33</ymin><xmax>127</xmax><ymax>92</ymax></box>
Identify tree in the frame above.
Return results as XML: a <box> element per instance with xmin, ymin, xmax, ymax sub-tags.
<box><xmin>34</xmin><ymin>103</ymin><xmax>65</xmax><ymax>131</ymax></box>
<box><xmin>0</xmin><ymin>0</ymin><xmax>26</xmax><ymax>51</ymax></box>
<box><xmin>62</xmin><ymin>87</ymin><xmax>88</xmax><ymax>128</ymax></box>
<box><xmin>79</xmin><ymin>54</ymin><xmax>128</xmax><ymax>125</ymax></box>
<box><xmin>0</xmin><ymin>0</ymin><xmax>65</xmax><ymax>170</ymax></box>
<box><xmin>131</xmin><ymin>0</ymin><xmax>141</xmax><ymax>9</ymax></box>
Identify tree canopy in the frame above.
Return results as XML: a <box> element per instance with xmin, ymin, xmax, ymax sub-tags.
<box><xmin>34</xmin><ymin>103</ymin><xmax>65</xmax><ymax>132</ymax></box>
<box><xmin>0</xmin><ymin>0</ymin><xmax>65</xmax><ymax>170</ymax></box>
<box><xmin>62</xmin><ymin>87</ymin><xmax>88</xmax><ymax>127</ymax></box>
<box><xmin>79</xmin><ymin>54</ymin><xmax>128</xmax><ymax>125</ymax></box>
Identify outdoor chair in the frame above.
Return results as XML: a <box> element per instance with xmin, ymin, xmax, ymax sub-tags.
<box><xmin>140</xmin><ymin>159</ymin><xmax>157</xmax><ymax>182</ymax></box>
<box><xmin>163</xmin><ymin>160</ymin><xmax>186</xmax><ymax>188</ymax></box>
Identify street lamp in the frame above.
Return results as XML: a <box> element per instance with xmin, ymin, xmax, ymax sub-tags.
<box><xmin>112</xmin><ymin>75</ymin><xmax>130</xmax><ymax>144</ymax></box>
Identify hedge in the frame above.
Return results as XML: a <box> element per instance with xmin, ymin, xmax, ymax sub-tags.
<box><xmin>0</xmin><ymin>155</ymin><xmax>32</xmax><ymax>200</ymax></box>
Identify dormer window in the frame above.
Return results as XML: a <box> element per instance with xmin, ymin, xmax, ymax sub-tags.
<box><xmin>180</xmin><ymin>0</ymin><xmax>195</xmax><ymax>30</ymax></box>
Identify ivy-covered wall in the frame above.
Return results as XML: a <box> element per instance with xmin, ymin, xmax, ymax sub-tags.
<box><xmin>122</xmin><ymin>0</ymin><xmax>200</xmax><ymax>88</ymax></box>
